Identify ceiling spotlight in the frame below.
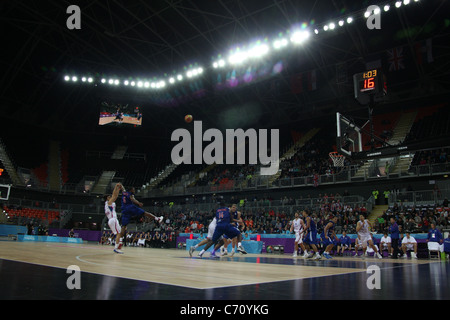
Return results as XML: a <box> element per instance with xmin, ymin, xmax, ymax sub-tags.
<box><xmin>81</xmin><ymin>77</ymin><xmax>87</xmax><ymax>82</ymax></box>
<box><xmin>273</xmin><ymin>38</ymin><xmax>288</xmax><ymax>49</ymax></box>
<box><xmin>218</xmin><ymin>59</ymin><xmax>226</xmax><ymax>67</ymax></box>
<box><xmin>72</xmin><ymin>76</ymin><xmax>78</xmax><ymax>82</ymax></box>
<box><xmin>88</xmin><ymin>77</ymin><xmax>93</xmax><ymax>83</ymax></box>
<box><xmin>374</xmin><ymin>7</ymin><xmax>381</xmax><ymax>14</ymax></box>
<box><xmin>395</xmin><ymin>1</ymin><xmax>402</xmax><ymax>8</ymax></box>
<box><xmin>403</xmin><ymin>0</ymin><xmax>410</xmax><ymax>5</ymax></box>
<box><xmin>213</xmin><ymin>62</ymin><xmax>219</xmax><ymax>68</ymax></box>
<box><xmin>338</xmin><ymin>20</ymin><xmax>344</xmax><ymax>27</ymax></box>
<box><xmin>101</xmin><ymin>78</ymin><xmax>106</xmax><ymax>83</ymax></box>
<box><xmin>384</xmin><ymin>4</ymin><xmax>390</xmax><ymax>11</ymax></box>
<box><xmin>114</xmin><ymin>79</ymin><xmax>119</xmax><ymax>85</ymax></box>
<box><xmin>144</xmin><ymin>82</ymin><xmax>150</xmax><ymax>88</ymax></box>
<box><xmin>186</xmin><ymin>70</ymin><xmax>193</xmax><ymax>78</ymax></box>
<box><xmin>328</xmin><ymin>23</ymin><xmax>335</xmax><ymax>30</ymax></box>
<box><xmin>290</xmin><ymin>30</ymin><xmax>310</xmax><ymax>44</ymax></box>
<box><xmin>197</xmin><ymin>67</ymin><xmax>203</xmax><ymax>74</ymax></box>
<box><xmin>177</xmin><ymin>74</ymin><xmax>183</xmax><ymax>81</ymax></box>
<box><xmin>364</xmin><ymin>11</ymin><xmax>371</xmax><ymax>18</ymax></box>
<box><xmin>124</xmin><ymin>80</ymin><xmax>129</xmax><ymax>86</ymax></box>
<box><xmin>323</xmin><ymin>25</ymin><xmax>329</xmax><ymax>31</ymax></box>
<box><xmin>347</xmin><ymin>17</ymin><xmax>353</xmax><ymax>24</ymax></box>
<box><xmin>64</xmin><ymin>75</ymin><xmax>70</xmax><ymax>81</ymax></box>
<box><xmin>169</xmin><ymin>77</ymin><xmax>175</xmax><ymax>84</ymax></box>
<box><xmin>314</xmin><ymin>29</ymin><xmax>319</xmax><ymax>34</ymax></box>
<box><xmin>108</xmin><ymin>79</ymin><xmax>114</xmax><ymax>85</ymax></box>
<box><xmin>137</xmin><ymin>81</ymin><xmax>143</xmax><ymax>88</ymax></box>
<box><xmin>130</xmin><ymin>81</ymin><xmax>136</xmax><ymax>86</ymax></box>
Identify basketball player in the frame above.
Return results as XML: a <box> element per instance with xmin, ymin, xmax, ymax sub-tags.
<box><xmin>103</xmin><ymin>183</ymin><xmax>124</xmax><ymax>254</ymax></box>
<box><xmin>209</xmin><ymin>204</ymin><xmax>242</xmax><ymax>258</ymax></box>
<box><xmin>189</xmin><ymin>216</ymin><xmax>221</xmax><ymax>258</ymax></box>
<box><xmin>321</xmin><ymin>216</ymin><xmax>339</xmax><ymax>259</ymax></box>
<box><xmin>228</xmin><ymin>209</ymin><xmax>247</xmax><ymax>256</ymax></box>
<box><xmin>356</xmin><ymin>215</ymin><xmax>382</xmax><ymax>259</ymax></box>
<box><xmin>290</xmin><ymin>211</ymin><xmax>306</xmax><ymax>257</ymax></box>
<box><xmin>302</xmin><ymin>210</ymin><xmax>321</xmax><ymax>260</ymax></box>
<box><xmin>118</xmin><ymin>186</ymin><xmax>163</xmax><ymax>245</ymax></box>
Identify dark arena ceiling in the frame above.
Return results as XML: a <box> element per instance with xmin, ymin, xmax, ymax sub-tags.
<box><xmin>1</xmin><ymin>0</ymin><xmax>449</xmax><ymax>143</ymax></box>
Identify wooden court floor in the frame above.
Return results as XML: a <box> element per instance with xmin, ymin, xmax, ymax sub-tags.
<box><xmin>0</xmin><ymin>241</ymin><xmax>449</xmax><ymax>301</ymax></box>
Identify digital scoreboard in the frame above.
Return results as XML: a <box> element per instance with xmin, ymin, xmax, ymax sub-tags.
<box><xmin>353</xmin><ymin>69</ymin><xmax>387</xmax><ymax>105</ymax></box>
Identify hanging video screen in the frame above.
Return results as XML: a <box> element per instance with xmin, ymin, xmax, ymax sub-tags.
<box><xmin>98</xmin><ymin>102</ymin><xmax>143</xmax><ymax>126</ymax></box>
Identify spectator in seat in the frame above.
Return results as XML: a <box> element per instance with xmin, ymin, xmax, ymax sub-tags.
<box><xmin>427</xmin><ymin>223</ymin><xmax>443</xmax><ymax>253</ymax></box>
<box><xmin>379</xmin><ymin>232</ymin><xmax>392</xmax><ymax>257</ymax></box>
<box><xmin>401</xmin><ymin>232</ymin><xmax>418</xmax><ymax>259</ymax></box>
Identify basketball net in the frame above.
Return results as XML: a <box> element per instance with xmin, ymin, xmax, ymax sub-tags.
<box><xmin>329</xmin><ymin>152</ymin><xmax>345</xmax><ymax>167</ymax></box>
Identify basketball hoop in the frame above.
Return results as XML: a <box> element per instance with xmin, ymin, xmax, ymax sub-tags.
<box><xmin>329</xmin><ymin>152</ymin><xmax>345</xmax><ymax>167</ymax></box>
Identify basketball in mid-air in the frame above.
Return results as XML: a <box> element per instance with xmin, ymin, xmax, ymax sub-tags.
<box><xmin>185</xmin><ymin>114</ymin><xmax>193</xmax><ymax>123</ymax></box>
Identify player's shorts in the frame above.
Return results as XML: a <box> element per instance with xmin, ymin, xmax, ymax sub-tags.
<box><xmin>207</xmin><ymin>220</ymin><xmax>217</xmax><ymax>240</ymax></box>
<box><xmin>358</xmin><ymin>234</ymin><xmax>372</xmax><ymax>247</ymax></box>
<box><xmin>321</xmin><ymin>233</ymin><xmax>336</xmax><ymax>246</ymax></box>
<box><xmin>295</xmin><ymin>231</ymin><xmax>304</xmax><ymax>244</ymax></box>
<box><xmin>304</xmin><ymin>230</ymin><xmax>318</xmax><ymax>245</ymax></box>
<box><xmin>121</xmin><ymin>205</ymin><xmax>145</xmax><ymax>226</ymax></box>
<box><xmin>212</xmin><ymin>224</ymin><xmax>240</xmax><ymax>243</ymax></box>
<box><xmin>108</xmin><ymin>218</ymin><xmax>121</xmax><ymax>235</ymax></box>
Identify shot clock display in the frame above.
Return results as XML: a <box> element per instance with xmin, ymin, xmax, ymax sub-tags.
<box><xmin>353</xmin><ymin>69</ymin><xmax>387</xmax><ymax>105</ymax></box>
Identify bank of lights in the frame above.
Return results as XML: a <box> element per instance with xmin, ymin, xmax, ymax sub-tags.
<box><xmin>64</xmin><ymin>0</ymin><xmax>423</xmax><ymax>90</ymax></box>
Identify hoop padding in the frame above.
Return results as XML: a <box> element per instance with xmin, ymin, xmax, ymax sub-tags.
<box><xmin>329</xmin><ymin>152</ymin><xmax>345</xmax><ymax>167</ymax></box>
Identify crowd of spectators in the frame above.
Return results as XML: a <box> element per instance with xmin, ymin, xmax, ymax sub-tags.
<box><xmin>374</xmin><ymin>200</ymin><xmax>450</xmax><ymax>234</ymax></box>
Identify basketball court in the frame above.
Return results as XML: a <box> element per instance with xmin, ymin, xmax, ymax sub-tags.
<box><xmin>0</xmin><ymin>241</ymin><xmax>448</xmax><ymax>300</ymax></box>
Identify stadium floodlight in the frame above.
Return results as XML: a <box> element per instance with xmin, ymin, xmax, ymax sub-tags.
<box><xmin>374</xmin><ymin>7</ymin><xmax>381</xmax><ymax>14</ymax></box>
<box><xmin>151</xmin><ymin>82</ymin><xmax>156</xmax><ymax>88</ymax></box>
<box><xmin>137</xmin><ymin>81</ymin><xmax>143</xmax><ymax>88</ymax></box>
<box><xmin>72</xmin><ymin>76</ymin><xmax>78</xmax><ymax>82</ymax></box>
<box><xmin>177</xmin><ymin>74</ymin><xmax>183</xmax><ymax>81</ymax></box>
<box><xmin>64</xmin><ymin>75</ymin><xmax>70</xmax><ymax>81</ymax></box>
<box><xmin>364</xmin><ymin>11</ymin><xmax>371</xmax><ymax>18</ymax></box>
<box><xmin>273</xmin><ymin>38</ymin><xmax>288</xmax><ymax>49</ymax></box>
<box><xmin>81</xmin><ymin>77</ymin><xmax>87</xmax><ymax>82</ymax></box>
<box><xmin>403</xmin><ymin>0</ymin><xmax>410</xmax><ymax>5</ymax></box>
<box><xmin>395</xmin><ymin>1</ymin><xmax>402</xmax><ymax>8</ymax></box>
<box><xmin>186</xmin><ymin>70</ymin><xmax>193</xmax><ymax>78</ymax></box>
<box><xmin>290</xmin><ymin>30</ymin><xmax>310</xmax><ymax>44</ymax></box>
<box><xmin>218</xmin><ymin>59</ymin><xmax>226</xmax><ymax>67</ymax></box>
<box><xmin>247</xmin><ymin>43</ymin><xmax>269</xmax><ymax>58</ymax></box>
<box><xmin>159</xmin><ymin>81</ymin><xmax>166</xmax><ymax>88</ymax></box>
<box><xmin>114</xmin><ymin>79</ymin><xmax>120</xmax><ymax>85</ymax></box>
<box><xmin>88</xmin><ymin>77</ymin><xmax>93</xmax><ymax>83</ymax></box>
<box><xmin>169</xmin><ymin>77</ymin><xmax>175</xmax><ymax>84</ymax></box>
<box><xmin>228</xmin><ymin>50</ymin><xmax>248</xmax><ymax>65</ymax></box>
<box><xmin>197</xmin><ymin>67</ymin><xmax>203</xmax><ymax>74</ymax></box>
<box><xmin>328</xmin><ymin>22</ymin><xmax>336</xmax><ymax>30</ymax></box>
<box><xmin>347</xmin><ymin>17</ymin><xmax>353</xmax><ymax>24</ymax></box>
<box><xmin>323</xmin><ymin>25</ymin><xmax>329</xmax><ymax>31</ymax></box>
<box><xmin>108</xmin><ymin>79</ymin><xmax>114</xmax><ymax>85</ymax></box>
<box><xmin>314</xmin><ymin>29</ymin><xmax>319</xmax><ymax>34</ymax></box>
<box><xmin>130</xmin><ymin>81</ymin><xmax>136</xmax><ymax>87</ymax></box>
<box><xmin>338</xmin><ymin>20</ymin><xmax>344</xmax><ymax>27</ymax></box>
<box><xmin>124</xmin><ymin>80</ymin><xmax>129</xmax><ymax>86</ymax></box>
<box><xmin>384</xmin><ymin>4</ymin><xmax>390</xmax><ymax>11</ymax></box>
<box><xmin>213</xmin><ymin>62</ymin><xmax>219</xmax><ymax>68</ymax></box>
<box><xmin>101</xmin><ymin>78</ymin><xmax>106</xmax><ymax>83</ymax></box>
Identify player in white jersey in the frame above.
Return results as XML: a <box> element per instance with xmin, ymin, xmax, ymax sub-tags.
<box><xmin>356</xmin><ymin>215</ymin><xmax>382</xmax><ymax>259</ymax></box>
<box><xmin>103</xmin><ymin>183</ymin><xmax>123</xmax><ymax>254</ymax></box>
<box><xmin>189</xmin><ymin>217</ymin><xmax>222</xmax><ymax>258</ymax></box>
<box><xmin>290</xmin><ymin>211</ymin><xmax>307</xmax><ymax>257</ymax></box>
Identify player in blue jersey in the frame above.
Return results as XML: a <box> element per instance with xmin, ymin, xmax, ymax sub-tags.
<box><xmin>320</xmin><ymin>216</ymin><xmax>339</xmax><ymax>259</ymax></box>
<box><xmin>209</xmin><ymin>204</ymin><xmax>241</xmax><ymax>258</ymax></box>
<box><xmin>302</xmin><ymin>210</ymin><xmax>321</xmax><ymax>260</ymax></box>
<box><xmin>117</xmin><ymin>186</ymin><xmax>163</xmax><ymax>244</ymax></box>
